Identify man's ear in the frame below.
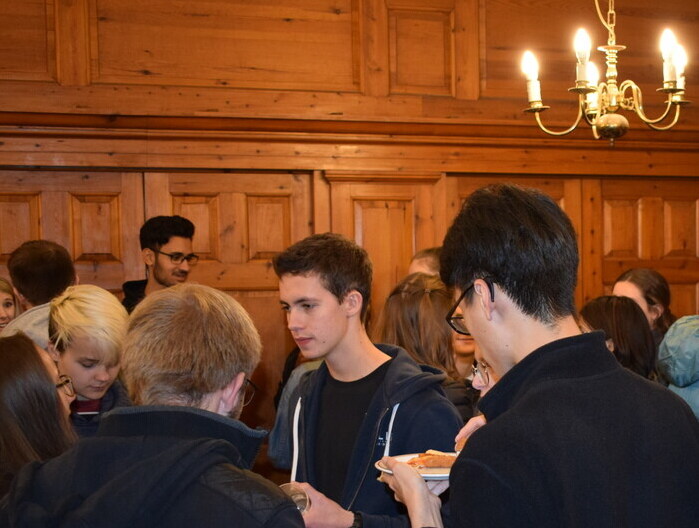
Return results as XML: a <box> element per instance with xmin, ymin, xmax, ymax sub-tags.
<box><xmin>46</xmin><ymin>342</ymin><xmax>61</xmax><ymax>362</ymax></box>
<box><xmin>649</xmin><ymin>303</ymin><xmax>664</xmax><ymax>326</ymax></box>
<box><xmin>13</xmin><ymin>287</ymin><xmax>29</xmax><ymax>311</ymax></box>
<box><xmin>219</xmin><ymin>372</ymin><xmax>246</xmax><ymax>414</ymax></box>
<box><xmin>342</xmin><ymin>290</ymin><xmax>363</xmax><ymax>318</ymax></box>
<box><xmin>142</xmin><ymin>248</ymin><xmax>155</xmax><ymax>267</ymax></box>
<box><xmin>474</xmin><ymin>279</ymin><xmax>495</xmax><ymax>322</ymax></box>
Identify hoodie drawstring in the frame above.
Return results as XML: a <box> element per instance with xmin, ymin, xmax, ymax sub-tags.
<box><xmin>290</xmin><ymin>397</ymin><xmax>302</xmax><ymax>481</ymax></box>
<box><xmin>382</xmin><ymin>403</ymin><xmax>400</xmax><ymax>457</ymax></box>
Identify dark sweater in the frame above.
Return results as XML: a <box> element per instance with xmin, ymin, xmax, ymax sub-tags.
<box><xmin>449</xmin><ymin>331</ymin><xmax>699</xmax><ymax>528</ymax></box>
<box><xmin>120</xmin><ymin>279</ymin><xmax>147</xmax><ymax>314</ymax></box>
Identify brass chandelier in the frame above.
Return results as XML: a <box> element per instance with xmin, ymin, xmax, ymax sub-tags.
<box><xmin>520</xmin><ymin>0</ymin><xmax>689</xmax><ymax>144</ymax></box>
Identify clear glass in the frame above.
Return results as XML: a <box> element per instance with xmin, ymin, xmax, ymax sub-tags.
<box><xmin>279</xmin><ymin>483</ymin><xmax>311</xmax><ymax>513</ymax></box>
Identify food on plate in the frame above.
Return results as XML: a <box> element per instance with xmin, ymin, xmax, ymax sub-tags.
<box><xmin>455</xmin><ymin>436</ymin><xmax>467</xmax><ymax>452</ymax></box>
<box><xmin>407</xmin><ymin>450</ymin><xmax>457</xmax><ymax>469</ymax></box>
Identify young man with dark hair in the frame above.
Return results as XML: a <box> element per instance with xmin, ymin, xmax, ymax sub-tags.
<box><xmin>2</xmin><ymin>240</ymin><xmax>76</xmax><ymax>349</ymax></box>
<box><xmin>273</xmin><ymin>233</ymin><xmax>462</xmax><ymax>528</ymax></box>
<box><xmin>381</xmin><ymin>184</ymin><xmax>699</xmax><ymax>528</ymax></box>
<box><xmin>121</xmin><ymin>215</ymin><xmax>197</xmax><ymax>313</ymax></box>
<box><xmin>2</xmin><ymin>284</ymin><xmax>304</xmax><ymax>527</ymax></box>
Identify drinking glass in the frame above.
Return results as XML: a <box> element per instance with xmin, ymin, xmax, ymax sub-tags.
<box><xmin>279</xmin><ymin>482</ymin><xmax>311</xmax><ymax>513</ymax></box>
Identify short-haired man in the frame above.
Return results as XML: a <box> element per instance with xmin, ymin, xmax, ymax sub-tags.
<box><xmin>2</xmin><ymin>240</ymin><xmax>76</xmax><ymax>349</ymax></box>
<box><xmin>382</xmin><ymin>184</ymin><xmax>699</xmax><ymax>528</ymax></box>
<box><xmin>121</xmin><ymin>215</ymin><xmax>197</xmax><ymax>313</ymax></box>
<box><xmin>2</xmin><ymin>283</ymin><xmax>303</xmax><ymax>527</ymax></box>
<box><xmin>274</xmin><ymin>233</ymin><xmax>462</xmax><ymax>528</ymax></box>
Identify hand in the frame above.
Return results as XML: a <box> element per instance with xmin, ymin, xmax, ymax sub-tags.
<box><xmin>454</xmin><ymin>414</ymin><xmax>487</xmax><ymax>451</ymax></box>
<box><xmin>292</xmin><ymin>482</ymin><xmax>354</xmax><ymax>528</ymax></box>
<box><xmin>378</xmin><ymin>457</ymin><xmax>444</xmax><ymax>528</ymax></box>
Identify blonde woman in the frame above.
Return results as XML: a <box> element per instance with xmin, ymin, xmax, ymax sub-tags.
<box><xmin>0</xmin><ymin>277</ymin><xmax>19</xmax><ymax>330</ymax></box>
<box><xmin>48</xmin><ymin>284</ymin><xmax>130</xmax><ymax>437</ymax></box>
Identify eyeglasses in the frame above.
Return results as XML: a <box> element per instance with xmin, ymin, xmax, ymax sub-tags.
<box><xmin>471</xmin><ymin>359</ymin><xmax>490</xmax><ymax>387</ymax></box>
<box><xmin>55</xmin><ymin>374</ymin><xmax>75</xmax><ymax>397</ymax></box>
<box><xmin>153</xmin><ymin>249</ymin><xmax>199</xmax><ymax>266</ymax></box>
<box><xmin>242</xmin><ymin>378</ymin><xmax>258</xmax><ymax>407</ymax></box>
<box><xmin>445</xmin><ymin>276</ymin><xmax>496</xmax><ymax>336</ymax></box>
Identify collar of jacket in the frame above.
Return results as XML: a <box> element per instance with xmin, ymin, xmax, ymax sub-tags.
<box><xmin>478</xmin><ymin>331</ymin><xmax>618</xmax><ymax>421</ymax></box>
<box><xmin>97</xmin><ymin>405</ymin><xmax>267</xmax><ymax>469</ymax></box>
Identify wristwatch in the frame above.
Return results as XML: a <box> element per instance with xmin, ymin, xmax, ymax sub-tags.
<box><xmin>349</xmin><ymin>511</ymin><xmax>363</xmax><ymax>528</ymax></box>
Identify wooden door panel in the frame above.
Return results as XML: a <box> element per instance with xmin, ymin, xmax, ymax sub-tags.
<box><xmin>327</xmin><ymin>172</ymin><xmax>443</xmax><ymax>325</ymax></box>
<box><xmin>0</xmin><ymin>171</ymin><xmax>144</xmax><ymax>291</ymax></box>
<box><xmin>583</xmin><ymin>177</ymin><xmax>699</xmax><ymax>317</ymax></box>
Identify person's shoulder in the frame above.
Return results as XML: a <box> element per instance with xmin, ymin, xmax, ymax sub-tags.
<box><xmin>198</xmin><ymin>463</ymin><xmax>302</xmax><ymax>524</ymax></box>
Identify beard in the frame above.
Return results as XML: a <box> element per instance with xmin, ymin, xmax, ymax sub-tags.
<box><xmin>152</xmin><ymin>262</ymin><xmax>188</xmax><ymax>288</ymax></box>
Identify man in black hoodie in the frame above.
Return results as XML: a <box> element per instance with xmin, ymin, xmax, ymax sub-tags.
<box><xmin>1</xmin><ymin>283</ymin><xmax>303</xmax><ymax>528</ymax></box>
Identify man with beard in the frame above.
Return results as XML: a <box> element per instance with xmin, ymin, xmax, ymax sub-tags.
<box><xmin>121</xmin><ymin>215</ymin><xmax>198</xmax><ymax>313</ymax></box>
<box><xmin>2</xmin><ymin>283</ymin><xmax>304</xmax><ymax>528</ymax></box>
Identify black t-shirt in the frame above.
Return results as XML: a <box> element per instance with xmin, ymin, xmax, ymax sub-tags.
<box><xmin>314</xmin><ymin>360</ymin><xmax>392</xmax><ymax>503</ymax></box>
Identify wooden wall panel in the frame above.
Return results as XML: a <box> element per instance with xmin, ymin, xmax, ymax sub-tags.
<box><xmin>586</xmin><ymin>178</ymin><xmax>699</xmax><ymax>317</ymax></box>
<box><xmin>327</xmin><ymin>171</ymin><xmax>444</xmax><ymax>322</ymax></box>
<box><xmin>88</xmin><ymin>0</ymin><xmax>360</xmax><ymax>92</ymax></box>
<box><xmin>0</xmin><ymin>171</ymin><xmax>144</xmax><ymax>291</ymax></box>
<box><xmin>0</xmin><ymin>0</ymin><xmax>54</xmax><ymax>81</ymax></box>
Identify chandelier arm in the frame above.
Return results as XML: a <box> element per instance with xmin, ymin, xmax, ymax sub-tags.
<box><xmin>534</xmin><ymin>105</ymin><xmax>584</xmax><ymax>136</ymax></box>
<box><xmin>628</xmin><ymin>83</ymin><xmax>675</xmax><ymax>124</ymax></box>
<box><xmin>643</xmin><ymin>104</ymin><xmax>681</xmax><ymax>130</ymax></box>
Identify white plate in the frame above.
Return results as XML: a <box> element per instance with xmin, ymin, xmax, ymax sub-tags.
<box><xmin>375</xmin><ymin>453</ymin><xmax>456</xmax><ymax>481</ymax></box>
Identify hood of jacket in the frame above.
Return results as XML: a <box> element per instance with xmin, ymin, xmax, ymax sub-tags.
<box><xmin>658</xmin><ymin>315</ymin><xmax>699</xmax><ymax>388</ymax></box>
<box><xmin>2</xmin><ymin>406</ymin><xmax>267</xmax><ymax>528</ymax></box>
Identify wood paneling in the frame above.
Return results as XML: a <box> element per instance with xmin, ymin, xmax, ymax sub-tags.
<box><xmin>0</xmin><ymin>0</ymin><xmax>54</xmax><ymax>81</ymax></box>
<box><xmin>0</xmin><ymin>171</ymin><xmax>144</xmax><ymax>290</ymax></box>
<box><xmin>89</xmin><ymin>0</ymin><xmax>360</xmax><ymax>92</ymax></box>
<box><xmin>586</xmin><ymin>178</ymin><xmax>699</xmax><ymax>316</ymax></box>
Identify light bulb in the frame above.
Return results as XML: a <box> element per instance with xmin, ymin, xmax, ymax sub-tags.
<box><xmin>660</xmin><ymin>29</ymin><xmax>677</xmax><ymax>61</ymax></box>
<box><xmin>574</xmin><ymin>29</ymin><xmax>591</xmax><ymax>64</ymax></box>
<box><xmin>521</xmin><ymin>51</ymin><xmax>539</xmax><ymax>81</ymax></box>
<box><xmin>673</xmin><ymin>44</ymin><xmax>688</xmax><ymax>76</ymax></box>
<box><xmin>587</xmin><ymin>62</ymin><xmax>600</xmax><ymax>86</ymax></box>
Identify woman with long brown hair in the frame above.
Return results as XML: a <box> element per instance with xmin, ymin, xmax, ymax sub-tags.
<box><xmin>373</xmin><ymin>272</ymin><xmax>478</xmax><ymax>421</ymax></box>
<box><xmin>0</xmin><ymin>333</ymin><xmax>76</xmax><ymax>497</ymax></box>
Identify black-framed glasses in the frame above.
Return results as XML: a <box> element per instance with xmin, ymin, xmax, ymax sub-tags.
<box><xmin>471</xmin><ymin>359</ymin><xmax>490</xmax><ymax>387</ymax></box>
<box><xmin>242</xmin><ymin>378</ymin><xmax>258</xmax><ymax>407</ymax></box>
<box><xmin>445</xmin><ymin>276</ymin><xmax>496</xmax><ymax>336</ymax></box>
<box><xmin>153</xmin><ymin>249</ymin><xmax>199</xmax><ymax>266</ymax></box>
<box><xmin>56</xmin><ymin>374</ymin><xmax>75</xmax><ymax>397</ymax></box>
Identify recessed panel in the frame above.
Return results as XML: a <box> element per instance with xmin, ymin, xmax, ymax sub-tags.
<box><xmin>663</xmin><ymin>200</ymin><xmax>697</xmax><ymax>258</ymax></box>
<box><xmin>0</xmin><ymin>194</ymin><xmax>41</xmax><ymax>259</ymax></box>
<box><xmin>603</xmin><ymin>199</ymin><xmax>638</xmax><ymax>258</ymax></box>
<box><xmin>389</xmin><ymin>9</ymin><xmax>452</xmax><ymax>95</ymax></box>
<box><xmin>71</xmin><ymin>194</ymin><xmax>121</xmax><ymax>261</ymax></box>
<box><xmin>0</xmin><ymin>0</ymin><xmax>53</xmax><ymax>80</ymax></box>
<box><xmin>247</xmin><ymin>196</ymin><xmax>291</xmax><ymax>261</ymax></box>
<box><xmin>91</xmin><ymin>0</ymin><xmax>359</xmax><ymax>91</ymax></box>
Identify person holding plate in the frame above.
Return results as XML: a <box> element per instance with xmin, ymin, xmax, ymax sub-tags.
<box><xmin>381</xmin><ymin>184</ymin><xmax>699</xmax><ymax>528</ymax></box>
<box><xmin>273</xmin><ymin>233</ymin><xmax>462</xmax><ymax>528</ymax></box>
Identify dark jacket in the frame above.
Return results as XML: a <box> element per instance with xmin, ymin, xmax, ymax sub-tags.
<box><xmin>450</xmin><ymin>332</ymin><xmax>699</xmax><ymax>528</ymax></box>
<box><xmin>70</xmin><ymin>379</ymin><xmax>132</xmax><ymax>438</ymax></box>
<box><xmin>441</xmin><ymin>377</ymin><xmax>479</xmax><ymax>422</ymax></box>
<box><xmin>292</xmin><ymin>344</ymin><xmax>462</xmax><ymax>528</ymax></box>
<box><xmin>1</xmin><ymin>406</ymin><xmax>304</xmax><ymax>528</ymax></box>
<box><xmin>121</xmin><ymin>279</ymin><xmax>147</xmax><ymax>313</ymax></box>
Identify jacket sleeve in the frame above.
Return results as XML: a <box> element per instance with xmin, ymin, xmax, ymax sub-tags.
<box><xmin>357</xmin><ymin>511</ymin><xmax>411</xmax><ymax>528</ymax></box>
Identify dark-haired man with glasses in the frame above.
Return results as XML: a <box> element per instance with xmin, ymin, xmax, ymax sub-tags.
<box><xmin>381</xmin><ymin>183</ymin><xmax>699</xmax><ymax>528</ymax></box>
<box><xmin>121</xmin><ymin>215</ymin><xmax>198</xmax><ymax>313</ymax></box>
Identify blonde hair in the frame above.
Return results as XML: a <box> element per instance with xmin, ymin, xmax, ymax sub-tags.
<box><xmin>0</xmin><ymin>277</ymin><xmax>21</xmax><ymax>316</ymax></box>
<box><xmin>122</xmin><ymin>283</ymin><xmax>261</xmax><ymax>407</ymax></box>
<box><xmin>49</xmin><ymin>285</ymin><xmax>128</xmax><ymax>365</ymax></box>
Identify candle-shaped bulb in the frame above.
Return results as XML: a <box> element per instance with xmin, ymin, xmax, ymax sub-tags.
<box><xmin>574</xmin><ymin>29</ymin><xmax>592</xmax><ymax>64</ymax></box>
<box><xmin>673</xmin><ymin>44</ymin><xmax>688</xmax><ymax>89</ymax></box>
<box><xmin>587</xmin><ymin>62</ymin><xmax>600</xmax><ymax>87</ymax></box>
<box><xmin>660</xmin><ymin>29</ymin><xmax>678</xmax><ymax>62</ymax></box>
<box><xmin>521</xmin><ymin>51</ymin><xmax>542</xmax><ymax>103</ymax></box>
<box><xmin>521</xmin><ymin>51</ymin><xmax>539</xmax><ymax>81</ymax></box>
